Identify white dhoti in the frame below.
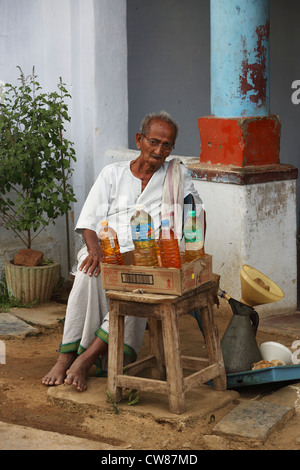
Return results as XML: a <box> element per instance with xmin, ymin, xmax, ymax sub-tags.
<box><xmin>60</xmin><ymin>246</ymin><xmax>147</xmax><ymax>376</ymax></box>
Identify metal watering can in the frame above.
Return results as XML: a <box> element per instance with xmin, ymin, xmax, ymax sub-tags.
<box><xmin>219</xmin><ymin>266</ymin><xmax>285</xmax><ymax>374</ymax></box>
<box><xmin>219</xmin><ymin>289</ymin><xmax>262</xmax><ymax>374</ymax></box>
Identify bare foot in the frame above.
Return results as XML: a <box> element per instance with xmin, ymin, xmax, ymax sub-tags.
<box><xmin>64</xmin><ymin>355</ymin><xmax>93</xmax><ymax>391</ymax></box>
<box><xmin>42</xmin><ymin>352</ymin><xmax>77</xmax><ymax>386</ymax></box>
<box><xmin>64</xmin><ymin>337</ymin><xmax>108</xmax><ymax>391</ymax></box>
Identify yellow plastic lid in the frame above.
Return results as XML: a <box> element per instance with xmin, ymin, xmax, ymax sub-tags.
<box><xmin>100</xmin><ymin>220</ymin><xmax>109</xmax><ymax>226</ymax></box>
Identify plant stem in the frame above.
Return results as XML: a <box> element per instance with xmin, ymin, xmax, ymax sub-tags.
<box><xmin>60</xmin><ymin>127</ymin><xmax>71</xmax><ymax>273</ymax></box>
<box><xmin>27</xmin><ymin>229</ymin><xmax>31</xmax><ymax>249</ymax></box>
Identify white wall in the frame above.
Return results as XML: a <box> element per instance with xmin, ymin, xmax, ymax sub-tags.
<box><xmin>0</xmin><ymin>0</ymin><xmax>128</xmax><ymax>278</ymax></box>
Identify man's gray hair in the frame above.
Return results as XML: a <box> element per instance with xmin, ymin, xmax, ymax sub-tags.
<box><xmin>140</xmin><ymin>111</ymin><xmax>179</xmax><ymax>141</ymax></box>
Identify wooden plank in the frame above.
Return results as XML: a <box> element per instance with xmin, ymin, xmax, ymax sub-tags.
<box><xmin>116</xmin><ymin>375</ymin><xmax>168</xmax><ymax>394</ymax></box>
<box><xmin>105</xmin><ymin>290</ymin><xmax>178</xmax><ymax>304</ymax></box>
<box><xmin>118</xmin><ymin>301</ymin><xmax>156</xmax><ymax>318</ymax></box>
<box><xmin>199</xmin><ymin>296</ymin><xmax>227</xmax><ymax>391</ymax></box>
<box><xmin>148</xmin><ymin>317</ymin><xmax>166</xmax><ymax>380</ymax></box>
<box><xmin>107</xmin><ymin>299</ymin><xmax>124</xmax><ymax>402</ymax></box>
<box><xmin>181</xmin><ymin>355</ymin><xmax>210</xmax><ymax>370</ymax></box>
<box><xmin>161</xmin><ymin>304</ymin><xmax>186</xmax><ymax>414</ymax></box>
<box><xmin>176</xmin><ymin>295</ymin><xmax>209</xmax><ymax>316</ymax></box>
<box><xmin>183</xmin><ymin>363</ymin><xmax>219</xmax><ymax>392</ymax></box>
<box><xmin>124</xmin><ymin>355</ymin><xmax>156</xmax><ymax>376</ymax></box>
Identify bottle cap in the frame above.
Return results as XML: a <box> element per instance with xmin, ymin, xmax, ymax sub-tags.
<box><xmin>100</xmin><ymin>219</ymin><xmax>109</xmax><ymax>226</ymax></box>
<box><xmin>135</xmin><ymin>204</ymin><xmax>144</xmax><ymax>210</ymax></box>
<box><xmin>188</xmin><ymin>210</ymin><xmax>196</xmax><ymax>217</ymax></box>
<box><xmin>161</xmin><ymin>219</ymin><xmax>170</xmax><ymax>226</ymax></box>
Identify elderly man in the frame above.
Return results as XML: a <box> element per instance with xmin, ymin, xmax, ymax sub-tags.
<box><xmin>42</xmin><ymin>111</ymin><xmax>202</xmax><ymax>391</ymax></box>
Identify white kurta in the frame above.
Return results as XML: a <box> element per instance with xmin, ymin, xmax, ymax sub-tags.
<box><xmin>61</xmin><ymin>159</ymin><xmax>202</xmax><ymax>376</ymax></box>
<box><xmin>75</xmin><ymin>159</ymin><xmax>202</xmax><ymax>249</ymax></box>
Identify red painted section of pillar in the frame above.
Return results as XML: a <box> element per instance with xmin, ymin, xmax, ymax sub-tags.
<box><xmin>239</xmin><ymin>21</ymin><xmax>270</xmax><ymax>106</ymax></box>
<box><xmin>198</xmin><ymin>115</ymin><xmax>281</xmax><ymax>167</ymax></box>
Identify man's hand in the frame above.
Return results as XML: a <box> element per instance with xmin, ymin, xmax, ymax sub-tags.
<box><xmin>79</xmin><ymin>229</ymin><xmax>103</xmax><ymax>277</ymax></box>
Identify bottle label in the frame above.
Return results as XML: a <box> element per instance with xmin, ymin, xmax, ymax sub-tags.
<box><xmin>184</xmin><ymin>227</ymin><xmax>203</xmax><ymax>244</ymax></box>
<box><xmin>185</xmin><ymin>240</ymin><xmax>204</xmax><ymax>251</ymax></box>
<box><xmin>131</xmin><ymin>222</ymin><xmax>155</xmax><ymax>241</ymax></box>
<box><xmin>108</xmin><ymin>238</ymin><xmax>116</xmax><ymax>248</ymax></box>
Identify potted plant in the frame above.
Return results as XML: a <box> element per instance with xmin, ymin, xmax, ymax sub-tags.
<box><xmin>0</xmin><ymin>67</ymin><xmax>76</xmax><ymax>304</ymax></box>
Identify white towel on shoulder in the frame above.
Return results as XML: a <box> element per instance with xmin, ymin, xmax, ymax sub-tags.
<box><xmin>161</xmin><ymin>158</ymin><xmax>183</xmax><ymax>240</ymax></box>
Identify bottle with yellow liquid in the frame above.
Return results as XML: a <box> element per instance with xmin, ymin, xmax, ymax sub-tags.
<box><xmin>130</xmin><ymin>205</ymin><xmax>158</xmax><ymax>266</ymax></box>
<box><xmin>184</xmin><ymin>210</ymin><xmax>205</xmax><ymax>262</ymax></box>
<box><xmin>98</xmin><ymin>220</ymin><xmax>124</xmax><ymax>265</ymax></box>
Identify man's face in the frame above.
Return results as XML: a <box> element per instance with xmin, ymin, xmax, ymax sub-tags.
<box><xmin>136</xmin><ymin>119</ymin><xmax>176</xmax><ymax>169</ymax></box>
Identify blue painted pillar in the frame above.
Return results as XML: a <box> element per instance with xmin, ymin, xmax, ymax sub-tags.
<box><xmin>211</xmin><ymin>0</ymin><xmax>270</xmax><ymax>117</ymax></box>
<box><xmin>198</xmin><ymin>0</ymin><xmax>278</xmax><ymax>166</ymax></box>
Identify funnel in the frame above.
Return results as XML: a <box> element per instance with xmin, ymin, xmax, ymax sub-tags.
<box><xmin>240</xmin><ymin>265</ymin><xmax>285</xmax><ymax>307</ymax></box>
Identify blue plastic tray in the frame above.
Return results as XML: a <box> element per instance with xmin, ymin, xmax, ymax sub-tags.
<box><xmin>226</xmin><ymin>364</ymin><xmax>300</xmax><ymax>388</ymax></box>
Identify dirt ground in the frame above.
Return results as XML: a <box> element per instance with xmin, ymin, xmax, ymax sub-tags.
<box><xmin>1</xmin><ymin>291</ymin><xmax>300</xmax><ymax>451</ymax></box>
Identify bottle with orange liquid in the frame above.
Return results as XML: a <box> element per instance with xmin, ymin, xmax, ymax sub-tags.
<box><xmin>155</xmin><ymin>241</ymin><xmax>163</xmax><ymax>267</ymax></box>
<box><xmin>184</xmin><ymin>210</ymin><xmax>205</xmax><ymax>262</ymax></box>
<box><xmin>159</xmin><ymin>219</ymin><xmax>181</xmax><ymax>269</ymax></box>
<box><xmin>98</xmin><ymin>220</ymin><xmax>124</xmax><ymax>265</ymax></box>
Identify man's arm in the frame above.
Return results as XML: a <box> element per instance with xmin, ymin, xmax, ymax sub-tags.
<box><xmin>79</xmin><ymin>229</ymin><xmax>103</xmax><ymax>277</ymax></box>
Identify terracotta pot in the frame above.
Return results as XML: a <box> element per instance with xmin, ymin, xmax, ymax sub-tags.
<box><xmin>4</xmin><ymin>260</ymin><xmax>60</xmax><ymax>304</ymax></box>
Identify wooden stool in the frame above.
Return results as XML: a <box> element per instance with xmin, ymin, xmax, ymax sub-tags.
<box><xmin>106</xmin><ymin>275</ymin><xmax>226</xmax><ymax>414</ymax></box>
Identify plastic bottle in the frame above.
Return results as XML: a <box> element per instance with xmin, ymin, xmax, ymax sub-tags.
<box><xmin>98</xmin><ymin>220</ymin><xmax>124</xmax><ymax>265</ymax></box>
<box><xmin>159</xmin><ymin>219</ymin><xmax>181</xmax><ymax>269</ymax></box>
<box><xmin>130</xmin><ymin>205</ymin><xmax>158</xmax><ymax>266</ymax></box>
<box><xmin>184</xmin><ymin>210</ymin><xmax>205</xmax><ymax>262</ymax></box>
